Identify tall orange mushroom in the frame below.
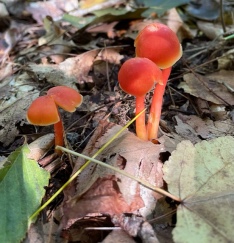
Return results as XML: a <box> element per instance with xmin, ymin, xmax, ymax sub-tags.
<box><xmin>27</xmin><ymin>86</ymin><xmax>83</xmax><ymax>153</ymax></box>
<box><xmin>118</xmin><ymin>57</ymin><xmax>162</xmax><ymax>140</ymax></box>
<box><xmin>135</xmin><ymin>23</ymin><xmax>182</xmax><ymax>140</ymax></box>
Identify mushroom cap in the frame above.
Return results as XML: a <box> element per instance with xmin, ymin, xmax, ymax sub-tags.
<box><xmin>118</xmin><ymin>57</ymin><xmax>162</xmax><ymax>97</ymax></box>
<box><xmin>27</xmin><ymin>95</ymin><xmax>60</xmax><ymax>125</ymax></box>
<box><xmin>47</xmin><ymin>86</ymin><xmax>83</xmax><ymax>112</ymax></box>
<box><xmin>135</xmin><ymin>23</ymin><xmax>182</xmax><ymax>69</ymax></box>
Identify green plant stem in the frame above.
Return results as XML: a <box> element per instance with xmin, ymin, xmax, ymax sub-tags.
<box><xmin>135</xmin><ymin>96</ymin><xmax>147</xmax><ymax>140</ymax></box>
<box><xmin>147</xmin><ymin>67</ymin><xmax>172</xmax><ymax>140</ymax></box>
<box><xmin>56</xmin><ymin>146</ymin><xmax>182</xmax><ymax>202</ymax></box>
<box><xmin>29</xmin><ymin>109</ymin><xmax>147</xmax><ymax>223</ymax></box>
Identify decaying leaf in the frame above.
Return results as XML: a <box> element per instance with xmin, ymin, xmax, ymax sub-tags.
<box><xmin>61</xmin><ymin>121</ymin><xmax>164</xmax><ymax>237</ymax></box>
<box><xmin>163</xmin><ymin>136</ymin><xmax>234</xmax><ymax>242</ymax></box>
<box><xmin>174</xmin><ymin>114</ymin><xmax>234</xmax><ymax>143</ymax></box>
<box><xmin>59</xmin><ymin>47</ymin><xmax>123</xmax><ymax>88</ymax></box>
<box><xmin>206</xmin><ymin>70</ymin><xmax>234</xmax><ymax>91</ymax></box>
<box><xmin>179</xmin><ymin>73</ymin><xmax>234</xmax><ymax>105</ymax></box>
<box><xmin>102</xmin><ymin>229</ymin><xmax>136</xmax><ymax>243</ymax></box>
<box><xmin>22</xmin><ymin>47</ymin><xmax>122</xmax><ymax>89</ymax></box>
<box><xmin>26</xmin><ymin>209</ymin><xmax>66</xmax><ymax>243</ymax></box>
<box><xmin>26</xmin><ymin>0</ymin><xmax>78</xmax><ymax>23</ymax></box>
<box><xmin>27</xmin><ymin>133</ymin><xmax>54</xmax><ymax>161</ymax></box>
<box><xmin>197</xmin><ymin>21</ymin><xmax>225</xmax><ymax>40</ymax></box>
<box><xmin>0</xmin><ymin>85</ymin><xmax>38</xmax><ymax>146</ymax></box>
<box><xmin>112</xmin><ymin>214</ymin><xmax>160</xmax><ymax>243</ymax></box>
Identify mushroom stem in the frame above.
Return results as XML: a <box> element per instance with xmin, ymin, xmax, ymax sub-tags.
<box><xmin>54</xmin><ymin>119</ymin><xmax>64</xmax><ymax>147</ymax></box>
<box><xmin>147</xmin><ymin>67</ymin><xmax>172</xmax><ymax>140</ymax></box>
<box><xmin>135</xmin><ymin>96</ymin><xmax>148</xmax><ymax>140</ymax></box>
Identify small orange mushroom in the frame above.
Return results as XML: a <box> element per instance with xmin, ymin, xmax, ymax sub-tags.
<box><xmin>27</xmin><ymin>86</ymin><xmax>83</xmax><ymax>154</ymax></box>
<box><xmin>118</xmin><ymin>57</ymin><xmax>162</xmax><ymax>140</ymax></box>
<box><xmin>135</xmin><ymin>23</ymin><xmax>182</xmax><ymax>69</ymax></box>
<box><xmin>135</xmin><ymin>23</ymin><xmax>182</xmax><ymax>140</ymax></box>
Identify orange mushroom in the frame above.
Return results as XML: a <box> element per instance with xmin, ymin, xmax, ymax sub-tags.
<box><xmin>118</xmin><ymin>57</ymin><xmax>162</xmax><ymax>140</ymax></box>
<box><xmin>135</xmin><ymin>23</ymin><xmax>182</xmax><ymax>140</ymax></box>
<box><xmin>27</xmin><ymin>86</ymin><xmax>83</xmax><ymax>153</ymax></box>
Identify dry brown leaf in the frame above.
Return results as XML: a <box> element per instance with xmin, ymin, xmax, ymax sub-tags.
<box><xmin>0</xmin><ymin>78</ymin><xmax>38</xmax><ymax>146</ymax></box>
<box><xmin>87</xmin><ymin>22</ymin><xmax>118</xmax><ymax>38</ymax></box>
<box><xmin>26</xmin><ymin>0</ymin><xmax>79</xmax><ymax>23</ymax></box>
<box><xmin>38</xmin><ymin>16</ymin><xmax>75</xmax><ymax>64</ymax></box>
<box><xmin>61</xmin><ymin>121</ymin><xmax>164</xmax><ymax>234</ymax></box>
<box><xmin>59</xmin><ymin>47</ymin><xmax>123</xmax><ymax>88</ymax></box>
<box><xmin>216</xmin><ymin>49</ymin><xmax>234</xmax><ymax>70</ymax></box>
<box><xmin>175</xmin><ymin>114</ymin><xmax>234</xmax><ymax>143</ymax></box>
<box><xmin>24</xmin><ymin>64</ymin><xmax>78</xmax><ymax>88</ymax></box>
<box><xmin>0</xmin><ymin>63</ymin><xmax>14</xmax><ymax>81</ymax></box>
<box><xmin>102</xmin><ymin>230</ymin><xmax>136</xmax><ymax>243</ymax></box>
<box><xmin>206</xmin><ymin>70</ymin><xmax>234</xmax><ymax>90</ymax></box>
<box><xmin>0</xmin><ymin>28</ymin><xmax>20</xmax><ymax>64</ymax></box>
<box><xmin>70</xmin><ymin>0</ymin><xmax>124</xmax><ymax>16</ymax></box>
<box><xmin>174</xmin><ymin>115</ymin><xmax>200</xmax><ymax>144</ymax></box>
<box><xmin>180</xmin><ymin>73</ymin><xmax>234</xmax><ymax>105</ymax></box>
<box><xmin>166</xmin><ymin>8</ymin><xmax>183</xmax><ymax>34</ymax></box>
<box><xmin>197</xmin><ymin>21</ymin><xmax>224</xmax><ymax>40</ymax></box>
<box><xmin>26</xmin><ymin>209</ymin><xmax>66</xmax><ymax>243</ymax></box>
<box><xmin>112</xmin><ymin>214</ymin><xmax>159</xmax><ymax>243</ymax></box>
<box><xmin>27</xmin><ymin>134</ymin><xmax>54</xmax><ymax>161</ymax></box>
<box><xmin>59</xmin><ymin>49</ymin><xmax>99</xmax><ymax>87</ymax></box>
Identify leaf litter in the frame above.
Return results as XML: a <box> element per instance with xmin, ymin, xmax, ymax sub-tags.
<box><xmin>61</xmin><ymin>120</ymin><xmax>164</xmax><ymax>241</ymax></box>
<box><xmin>1</xmin><ymin>0</ymin><xmax>234</xmax><ymax>242</ymax></box>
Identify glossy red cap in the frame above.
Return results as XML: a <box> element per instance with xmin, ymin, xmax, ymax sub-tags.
<box><xmin>27</xmin><ymin>95</ymin><xmax>60</xmax><ymax>125</ymax></box>
<box><xmin>47</xmin><ymin>86</ymin><xmax>83</xmax><ymax>112</ymax></box>
<box><xmin>135</xmin><ymin>23</ymin><xmax>182</xmax><ymax>69</ymax></box>
<box><xmin>118</xmin><ymin>57</ymin><xmax>162</xmax><ymax>97</ymax></box>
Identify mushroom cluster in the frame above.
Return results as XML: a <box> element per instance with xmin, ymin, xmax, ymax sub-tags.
<box><xmin>118</xmin><ymin>23</ymin><xmax>182</xmax><ymax>141</ymax></box>
<box><xmin>27</xmin><ymin>86</ymin><xmax>83</xmax><ymax>153</ymax></box>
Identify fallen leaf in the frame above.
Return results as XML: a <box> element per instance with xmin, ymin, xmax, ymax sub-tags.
<box><xmin>0</xmin><ymin>84</ymin><xmax>38</xmax><ymax>146</ymax></box>
<box><xmin>174</xmin><ymin>115</ymin><xmax>201</xmax><ymax>143</ymax></box>
<box><xmin>26</xmin><ymin>0</ymin><xmax>79</xmax><ymax>23</ymax></box>
<box><xmin>38</xmin><ymin>16</ymin><xmax>75</xmax><ymax>64</ymax></box>
<box><xmin>179</xmin><ymin>73</ymin><xmax>234</xmax><ymax>105</ymax></box>
<box><xmin>197</xmin><ymin>21</ymin><xmax>225</xmax><ymax>40</ymax></box>
<box><xmin>163</xmin><ymin>136</ymin><xmax>234</xmax><ymax>242</ymax></box>
<box><xmin>59</xmin><ymin>47</ymin><xmax>123</xmax><ymax>88</ymax></box>
<box><xmin>0</xmin><ymin>28</ymin><xmax>20</xmax><ymax>64</ymax></box>
<box><xmin>216</xmin><ymin>49</ymin><xmax>234</xmax><ymax>70</ymax></box>
<box><xmin>61</xmin><ymin>121</ymin><xmax>164</xmax><ymax>233</ymax></box>
<box><xmin>206</xmin><ymin>70</ymin><xmax>234</xmax><ymax>90</ymax></box>
<box><xmin>27</xmin><ymin>133</ymin><xmax>55</xmax><ymax>161</ymax></box>
<box><xmin>102</xmin><ymin>229</ymin><xmax>136</xmax><ymax>243</ymax></box>
<box><xmin>112</xmin><ymin>214</ymin><xmax>160</xmax><ymax>242</ymax></box>
<box><xmin>26</xmin><ymin>207</ymin><xmax>67</xmax><ymax>243</ymax></box>
<box><xmin>175</xmin><ymin>114</ymin><xmax>234</xmax><ymax>142</ymax></box>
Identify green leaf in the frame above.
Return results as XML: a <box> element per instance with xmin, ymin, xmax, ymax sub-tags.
<box><xmin>163</xmin><ymin>136</ymin><xmax>234</xmax><ymax>243</ymax></box>
<box><xmin>63</xmin><ymin>8</ymin><xmax>146</xmax><ymax>30</ymax></box>
<box><xmin>0</xmin><ymin>145</ymin><xmax>50</xmax><ymax>243</ymax></box>
<box><xmin>137</xmin><ymin>0</ymin><xmax>190</xmax><ymax>16</ymax></box>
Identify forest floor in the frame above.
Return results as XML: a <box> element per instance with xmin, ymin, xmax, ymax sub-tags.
<box><xmin>0</xmin><ymin>0</ymin><xmax>234</xmax><ymax>243</ymax></box>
